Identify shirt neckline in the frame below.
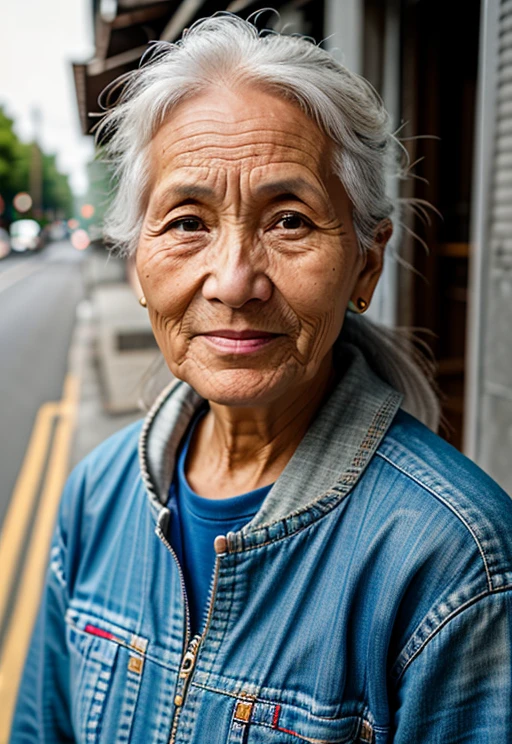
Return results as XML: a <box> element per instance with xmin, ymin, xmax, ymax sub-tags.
<box><xmin>175</xmin><ymin>408</ymin><xmax>274</xmax><ymax>521</ymax></box>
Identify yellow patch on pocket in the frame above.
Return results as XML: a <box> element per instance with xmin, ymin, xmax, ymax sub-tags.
<box><xmin>234</xmin><ymin>700</ymin><xmax>253</xmax><ymax>723</ymax></box>
<box><xmin>127</xmin><ymin>655</ymin><xmax>144</xmax><ymax>675</ymax></box>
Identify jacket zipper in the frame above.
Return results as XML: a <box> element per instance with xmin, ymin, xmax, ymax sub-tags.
<box><xmin>156</xmin><ymin>524</ymin><xmax>223</xmax><ymax>744</ymax></box>
<box><xmin>156</xmin><ymin>525</ymin><xmax>192</xmax><ymax>650</ymax></box>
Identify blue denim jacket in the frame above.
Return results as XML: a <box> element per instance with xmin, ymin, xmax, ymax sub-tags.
<box><xmin>11</xmin><ymin>341</ymin><xmax>512</xmax><ymax>743</ymax></box>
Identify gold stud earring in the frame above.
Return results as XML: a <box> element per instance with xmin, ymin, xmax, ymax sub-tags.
<box><xmin>139</xmin><ymin>296</ymin><xmax>147</xmax><ymax>308</ymax></box>
<box><xmin>348</xmin><ymin>297</ymin><xmax>368</xmax><ymax>314</ymax></box>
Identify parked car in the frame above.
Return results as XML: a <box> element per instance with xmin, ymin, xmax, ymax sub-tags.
<box><xmin>9</xmin><ymin>219</ymin><xmax>43</xmax><ymax>252</ymax></box>
<box><xmin>0</xmin><ymin>227</ymin><xmax>10</xmax><ymax>259</ymax></box>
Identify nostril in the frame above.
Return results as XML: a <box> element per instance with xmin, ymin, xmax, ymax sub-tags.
<box><xmin>253</xmin><ymin>274</ymin><xmax>273</xmax><ymax>303</ymax></box>
<box><xmin>202</xmin><ymin>270</ymin><xmax>272</xmax><ymax>307</ymax></box>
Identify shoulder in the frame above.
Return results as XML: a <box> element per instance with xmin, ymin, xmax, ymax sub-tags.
<box><xmin>70</xmin><ymin>418</ymin><xmax>144</xmax><ymax>484</ymax></box>
<box><xmin>59</xmin><ymin>419</ymin><xmax>145</xmax><ymax>528</ymax></box>
<box><xmin>375</xmin><ymin>407</ymin><xmax>512</xmax><ymax>590</ymax></box>
<box><xmin>379</xmin><ymin>408</ymin><xmax>510</xmax><ymax>511</ymax></box>
<box><xmin>52</xmin><ymin>419</ymin><xmax>147</xmax><ymax>590</ymax></box>
<box><xmin>375</xmin><ymin>410</ymin><xmax>512</xmax><ymax>685</ymax></box>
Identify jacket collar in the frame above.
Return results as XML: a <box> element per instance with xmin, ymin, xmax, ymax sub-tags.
<box><xmin>139</xmin><ymin>340</ymin><xmax>403</xmax><ymax>530</ymax></box>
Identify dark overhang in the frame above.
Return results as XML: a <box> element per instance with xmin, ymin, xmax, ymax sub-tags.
<box><xmin>73</xmin><ymin>0</ymin><xmax>322</xmax><ymax>134</ymax></box>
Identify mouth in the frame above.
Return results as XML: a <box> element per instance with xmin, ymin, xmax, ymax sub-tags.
<box><xmin>199</xmin><ymin>329</ymin><xmax>283</xmax><ymax>354</ymax></box>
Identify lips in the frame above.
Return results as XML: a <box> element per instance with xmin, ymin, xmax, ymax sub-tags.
<box><xmin>203</xmin><ymin>330</ymin><xmax>278</xmax><ymax>340</ymax></box>
<box><xmin>199</xmin><ymin>329</ymin><xmax>282</xmax><ymax>354</ymax></box>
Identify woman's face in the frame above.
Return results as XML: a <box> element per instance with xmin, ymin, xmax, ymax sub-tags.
<box><xmin>137</xmin><ymin>86</ymin><xmax>388</xmax><ymax>406</ymax></box>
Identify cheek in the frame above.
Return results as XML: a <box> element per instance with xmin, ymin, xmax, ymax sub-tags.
<box><xmin>275</xmin><ymin>252</ymin><xmax>354</xmax><ymax>367</ymax></box>
<box><xmin>278</xmin><ymin>252</ymin><xmax>352</xmax><ymax>335</ymax></box>
<box><xmin>136</xmin><ymin>242</ymin><xmax>201</xmax><ymax>320</ymax></box>
<box><xmin>136</xmin><ymin>246</ymin><xmax>204</xmax><ymax>370</ymax></box>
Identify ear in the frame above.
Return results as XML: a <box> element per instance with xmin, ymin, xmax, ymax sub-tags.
<box><xmin>350</xmin><ymin>219</ymin><xmax>393</xmax><ymax>308</ymax></box>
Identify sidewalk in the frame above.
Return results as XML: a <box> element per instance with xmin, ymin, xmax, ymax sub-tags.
<box><xmin>68</xmin><ymin>299</ymin><xmax>143</xmax><ymax>470</ymax></box>
<box><xmin>68</xmin><ymin>248</ymin><xmax>172</xmax><ymax>470</ymax></box>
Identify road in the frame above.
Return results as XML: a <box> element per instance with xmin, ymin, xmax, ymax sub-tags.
<box><xmin>0</xmin><ymin>241</ymin><xmax>84</xmax><ymax>523</ymax></box>
<box><xmin>0</xmin><ymin>240</ymin><xmax>84</xmax><ymax>738</ymax></box>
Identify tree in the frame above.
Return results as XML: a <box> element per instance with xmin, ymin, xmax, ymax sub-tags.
<box><xmin>83</xmin><ymin>153</ymin><xmax>114</xmax><ymax>226</ymax></box>
<box><xmin>42</xmin><ymin>153</ymin><xmax>74</xmax><ymax>218</ymax></box>
<box><xmin>0</xmin><ymin>108</ymin><xmax>30</xmax><ymax>220</ymax></box>
<box><xmin>0</xmin><ymin>105</ymin><xmax>74</xmax><ymax>223</ymax></box>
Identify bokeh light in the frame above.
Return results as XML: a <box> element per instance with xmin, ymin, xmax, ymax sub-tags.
<box><xmin>13</xmin><ymin>192</ymin><xmax>33</xmax><ymax>213</ymax></box>
<box><xmin>71</xmin><ymin>229</ymin><xmax>90</xmax><ymax>251</ymax></box>
<box><xmin>80</xmin><ymin>204</ymin><xmax>95</xmax><ymax>220</ymax></box>
<box><xmin>67</xmin><ymin>218</ymin><xmax>79</xmax><ymax>230</ymax></box>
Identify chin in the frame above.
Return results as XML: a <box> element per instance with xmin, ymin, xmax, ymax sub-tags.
<box><xmin>181</xmin><ymin>366</ymin><xmax>297</xmax><ymax>407</ymax></box>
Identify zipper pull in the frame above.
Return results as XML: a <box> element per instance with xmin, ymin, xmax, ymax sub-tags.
<box><xmin>179</xmin><ymin>635</ymin><xmax>200</xmax><ymax>679</ymax></box>
<box><xmin>214</xmin><ymin>534</ymin><xmax>228</xmax><ymax>554</ymax></box>
<box><xmin>174</xmin><ymin>635</ymin><xmax>201</xmax><ymax>707</ymax></box>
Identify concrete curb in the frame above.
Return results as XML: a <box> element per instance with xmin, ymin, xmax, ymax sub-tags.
<box><xmin>68</xmin><ymin>297</ymin><xmax>145</xmax><ymax>470</ymax></box>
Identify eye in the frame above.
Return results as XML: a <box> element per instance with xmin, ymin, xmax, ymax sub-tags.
<box><xmin>273</xmin><ymin>212</ymin><xmax>311</xmax><ymax>231</ymax></box>
<box><xmin>168</xmin><ymin>217</ymin><xmax>205</xmax><ymax>232</ymax></box>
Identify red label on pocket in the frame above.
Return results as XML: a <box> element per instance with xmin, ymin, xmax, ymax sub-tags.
<box><xmin>84</xmin><ymin>623</ymin><xmax>116</xmax><ymax>641</ymax></box>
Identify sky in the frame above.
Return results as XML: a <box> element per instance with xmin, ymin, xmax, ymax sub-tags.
<box><xmin>0</xmin><ymin>0</ymin><xmax>95</xmax><ymax>195</ymax></box>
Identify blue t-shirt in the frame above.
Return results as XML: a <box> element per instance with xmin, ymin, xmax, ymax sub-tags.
<box><xmin>168</xmin><ymin>411</ymin><xmax>272</xmax><ymax>636</ymax></box>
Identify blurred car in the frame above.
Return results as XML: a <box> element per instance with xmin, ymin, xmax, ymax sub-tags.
<box><xmin>0</xmin><ymin>227</ymin><xmax>10</xmax><ymax>259</ymax></box>
<box><xmin>10</xmin><ymin>219</ymin><xmax>43</xmax><ymax>252</ymax></box>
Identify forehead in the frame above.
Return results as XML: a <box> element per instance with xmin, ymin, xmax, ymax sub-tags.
<box><xmin>147</xmin><ymin>87</ymin><xmax>332</xmax><ymax>187</ymax></box>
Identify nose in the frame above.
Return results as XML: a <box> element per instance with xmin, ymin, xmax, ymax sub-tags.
<box><xmin>202</xmin><ymin>234</ymin><xmax>272</xmax><ymax>308</ymax></box>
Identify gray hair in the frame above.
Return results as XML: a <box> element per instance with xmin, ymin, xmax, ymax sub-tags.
<box><xmin>98</xmin><ymin>12</ymin><xmax>400</xmax><ymax>256</ymax></box>
<box><xmin>98</xmin><ymin>12</ymin><xmax>442</xmax><ymax>432</ymax></box>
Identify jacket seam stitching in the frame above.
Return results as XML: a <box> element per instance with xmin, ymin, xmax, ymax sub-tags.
<box><xmin>233</xmin><ymin>506</ymin><xmax>343</xmax><ymax>553</ymax></box>
<box><xmin>376</xmin><ymin>450</ymin><xmax>493</xmax><ymax>591</ymax></box>
<box><xmin>138</xmin><ymin>377</ymin><xmax>183</xmax><ymax>500</ymax></box>
<box><xmin>245</xmin><ymin>390</ymin><xmax>401</xmax><ymax>536</ymax></box>
<box><xmin>190</xmin><ymin>680</ymin><xmax>368</xmax><ymax>725</ymax></box>
<box><xmin>65</xmin><ymin>618</ymin><xmax>148</xmax><ymax>656</ymax></box>
<box><xmin>65</xmin><ymin>618</ymin><xmax>182</xmax><ymax>673</ymax></box>
<box><xmin>243</xmin><ymin>718</ymin><xmax>361</xmax><ymax>743</ymax></box>
<box><xmin>392</xmin><ymin>584</ymin><xmax>512</xmax><ymax>683</ymax></box>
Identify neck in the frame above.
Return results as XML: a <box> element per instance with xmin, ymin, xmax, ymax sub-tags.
<box><xmin>185</xmin><ymin>353</ymin><xmax>336</xmax><ymax>498</ymax></box>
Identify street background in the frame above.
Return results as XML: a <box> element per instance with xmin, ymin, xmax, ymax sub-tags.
<box><xmin>0</xmin><ymin>0</ymin><xmax>511</xmax><ymax>740</ymax></box>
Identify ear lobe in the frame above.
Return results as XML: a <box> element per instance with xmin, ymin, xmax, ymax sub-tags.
<box><xmin>360</xmin><ymin>245</ymin><xmax>384</xmax><ymax>285</ymax></box>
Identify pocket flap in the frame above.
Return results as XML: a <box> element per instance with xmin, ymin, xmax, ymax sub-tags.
<box><xmin>232</xmin><ymin>696</ymin><xmax>372</xmax><ymax>743</ymax></box>
<box><xmin>65</xmin><ymin>607</ymin><xmax>148</xmax><ymax>655</ymax></box>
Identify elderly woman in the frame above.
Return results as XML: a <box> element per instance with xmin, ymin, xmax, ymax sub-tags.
<box><xmin>12</xmin><ymin>13</ymin><xmax>512</xmax><ymax>744</ymax></box>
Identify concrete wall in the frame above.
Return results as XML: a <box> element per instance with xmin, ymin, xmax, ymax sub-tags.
<box><xmin>465</xmin><ymin>0</ymin><xmax>512</xmax><ymax>494</ymax></box>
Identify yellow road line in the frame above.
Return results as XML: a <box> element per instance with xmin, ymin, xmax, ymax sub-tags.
<box><xmin>0</xmin><ymin>374</ymin><xmax>79</xmax><ymax>741</ymax></box>
<box><xmin>0</xmin><ymin>402</ymin><xmax>60</xmax><ymax>628</ymax></box>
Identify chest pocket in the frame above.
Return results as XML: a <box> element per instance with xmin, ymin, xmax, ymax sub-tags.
<box><xmin>227</xmin><ymin>697</ymin><xmax>374</xmax><ymax>744</ymax></box>
<box><xmin>65</xmin><ymin>608</ymin><xmax>148</xmax><ymax>744</ymax></box>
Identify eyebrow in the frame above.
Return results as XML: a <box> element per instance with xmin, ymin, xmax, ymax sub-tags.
<box><xmin>154</xmin><ymin>184</ymin><xmax>216</xmax><ymax>207</ymax></box>
<box><xmin>254</xmin><ymin>178</ymin><xmax>326</xmax><ymax>205</ymax></box>
<box><xmin>151</xmin><ymin>177</ymin><xmax>327</xmax><ymax>212</ymax></box>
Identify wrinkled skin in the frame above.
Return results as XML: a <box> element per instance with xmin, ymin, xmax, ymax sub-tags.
<box><xmin>136</xmin><ymin>86</ymin><xmax>392</xmax><ymax>496</ymax></box>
